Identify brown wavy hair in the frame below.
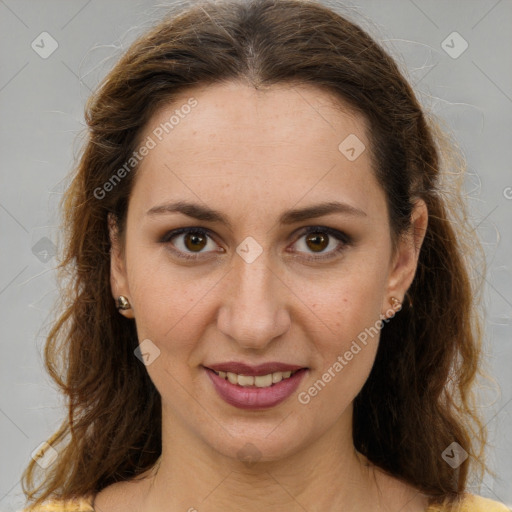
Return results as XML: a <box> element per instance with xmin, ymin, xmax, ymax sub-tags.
<box><xmin>22</xmin><ymin>0</ymin><xmax>493</xmax><ymax>509</ymax></box>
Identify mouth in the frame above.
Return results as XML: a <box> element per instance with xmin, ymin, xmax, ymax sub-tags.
<box><xmin>203</xmin><ymin>366</ymin><xmax>309</xmax><ymax>410</ymax></box>
<box><xmin>206</xmin><ymin>367</ymin><xmax>303</xmax><ymax>388</ymax></box>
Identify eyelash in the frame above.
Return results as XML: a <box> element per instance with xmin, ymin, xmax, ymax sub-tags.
<box><xmin>160</xmin><ymin>226</ymin><xmax>352</xmax><ymax>262</ymax></box>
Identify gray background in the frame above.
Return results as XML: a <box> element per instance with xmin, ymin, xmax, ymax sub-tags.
<box><xmin>1</xmin><ymin>0</ymin><xmax>511</xmax><ymax>510</ymax></box>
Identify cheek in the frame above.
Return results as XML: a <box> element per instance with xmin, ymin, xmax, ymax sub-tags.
<box><xmin>297</xmin><ymin>298</ymin><xmax>382</xmax><ymax>414</ymax></box>
<box><xmin>131</xmin><ymin>275</ymin><xmax>207</xmax><ymax>350</ymax></box>
<box><xmin>309</xmin><ymin>255</ymin><xmax>389</xmax><ymax>339</ymax></box>
<box><xmin>126</xmin><ymin>264</ymin><xmax>211</xmax><ymax>399</ymax></box>
<box><xmin>125</xmin><ymin>239</ymin><xmax>202</xmax><ymax>322</ymax></box>
<box><xmin>300</xmin><ymin>256</ymin><xmax>389</xmax><ymax>394</ymax></box>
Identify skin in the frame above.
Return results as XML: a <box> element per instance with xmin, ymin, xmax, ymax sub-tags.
<box><xmin>98</xmin><ymin>81</ymin><xmax>429</xmax><ymax>512</ymax></box>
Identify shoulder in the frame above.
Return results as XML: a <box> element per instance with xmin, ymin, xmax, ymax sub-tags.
<box><xmin>427</xmin><ymin>493</ymin><xmax>510</xmax><ymax>512</ymax></box>
<box><xmin>20</xmin><ymin>495</ymin><xmax>95</xmax><ymax>512</ymax></box>
<box><xmin>461</xmin><ymin>494</ymin><xmax>510</xmax><ymax>511</ymax></box>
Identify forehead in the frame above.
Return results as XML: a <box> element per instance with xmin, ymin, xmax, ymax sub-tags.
<box><xmin>131</xmin><ymin>81</ymin><xmax>384</xmax><ymax>220</ymax></box>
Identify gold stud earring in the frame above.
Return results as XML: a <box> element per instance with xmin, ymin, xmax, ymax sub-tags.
<box><xmin>116</xmin><ymin>296</ymin><xmax>131</xmax><ymax>310</ymax></box>
<box><xmin>390</xmin><ymin>296</ymin><xmax>402</xmax><ymax>310</ymax></box>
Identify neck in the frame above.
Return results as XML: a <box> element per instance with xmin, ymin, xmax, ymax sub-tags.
<box><xmin>140</xmin><ymin>404</ymin><xmax>381</xmax><ymax>511</ymax></box>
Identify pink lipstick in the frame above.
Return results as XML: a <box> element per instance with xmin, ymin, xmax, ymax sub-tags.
<box><xmin>204</xmin><ymin>364</ymin><xmax>308</xmax><ymax>410</ymax></box>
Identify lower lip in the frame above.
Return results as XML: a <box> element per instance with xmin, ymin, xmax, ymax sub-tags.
<box><xmin>205</xmin><ymin>367</ymin><xmax>308</xmax><ymax>410</ymax></box>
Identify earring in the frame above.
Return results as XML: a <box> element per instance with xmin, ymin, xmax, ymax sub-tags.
<box><xmin>390</xmin><ymin>296</ymin><xmax>402</xmax><ymax>309</ymax></box>
<box><xmin>116</xmin><ymin>296</ymin><xmax>131</xmax><ymax>310</ymax></box>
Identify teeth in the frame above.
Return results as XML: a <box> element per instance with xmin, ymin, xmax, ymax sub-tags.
<box><xmin>213</xmin><ymin>369</ymin><xmax>298</xmax><ymax>388</ymax></box>
<box><xmin>272</xmin><ymin>372</ymin><xmax>283</xmax><ymax>384</ymax></box>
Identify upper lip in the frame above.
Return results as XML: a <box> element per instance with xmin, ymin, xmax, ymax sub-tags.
<box><xmin>204</xmin><ymin>362</ymin><xmax>307</xmax><ymax>376</ymax></box>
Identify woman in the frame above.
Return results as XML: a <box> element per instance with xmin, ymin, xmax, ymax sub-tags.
<box><xmin>21</xmin><ymin>0</ymin><xmax>509</xmax><ymax>510</ymax></box>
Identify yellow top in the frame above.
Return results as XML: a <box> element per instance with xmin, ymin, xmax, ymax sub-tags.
<box><xmin>21</xmin><ymin>496</ymin><xmax>95</xmax><ymax>512</ymax></box>
<box><xmin>21</xmin><ymin>493</ymin><xmax>510</xmax><ymax>511</ymax></box>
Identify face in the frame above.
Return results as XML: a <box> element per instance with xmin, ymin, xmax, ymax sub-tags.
<box><xmin>110</xmin><ymin>81</ymin><xmax>426</xmax><ymax>463</ymax></box>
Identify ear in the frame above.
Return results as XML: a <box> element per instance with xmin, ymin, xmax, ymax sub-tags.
<box><xmin>108</xmin><ymin>213</ymin><xmax>134</xmax><ymax>319</ymax></box>
<box><xmin>383</xmin><ymin>199</ymin><xmax>428</xmax><ymax>312</ymax></box>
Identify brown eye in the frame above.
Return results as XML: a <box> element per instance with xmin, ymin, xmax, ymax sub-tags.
<box><xmin>292</xmin><ymin>226</ymin><xmax>351</xmax><ymax>261</ymax></box>
<box><xmin>161</xmin><ymin>227</ymin><xmax>221</xmax><ymax>260</ymax></box>
<box><xmin>305</xmin><ymin>232</ymin><xmax>329</xmax><ymax>252</ymax></box>
<box><xmin>184</xmin><ymin>232</ymin><xmax>208</xmax><ymax>252</ymax></box>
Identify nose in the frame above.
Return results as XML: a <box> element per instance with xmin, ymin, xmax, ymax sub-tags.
<box><xmin>216</xmin><ymin>251</ymin><xmax>291</xmax><ymax>350</ymax></box>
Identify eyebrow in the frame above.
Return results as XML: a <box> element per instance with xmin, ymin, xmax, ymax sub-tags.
<box><xmin>146</xmin><ymin>200</ymin><xmax>367</xmax><ymax>228</ymax></box>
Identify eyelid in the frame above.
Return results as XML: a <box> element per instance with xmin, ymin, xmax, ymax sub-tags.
<box><xmin>294</xmin><ymin>225</ymin><xmax>351</xmax><ymax>245</ymax></box>
<box><xmin>289</xmin><ymin>225</ymin><xmax>351</xmax><ymax>260</ymax></box>
<box><xmin>159</xmin><ymin>227</ymin><xmax>221</xmax><ymax>261</ymax></box>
